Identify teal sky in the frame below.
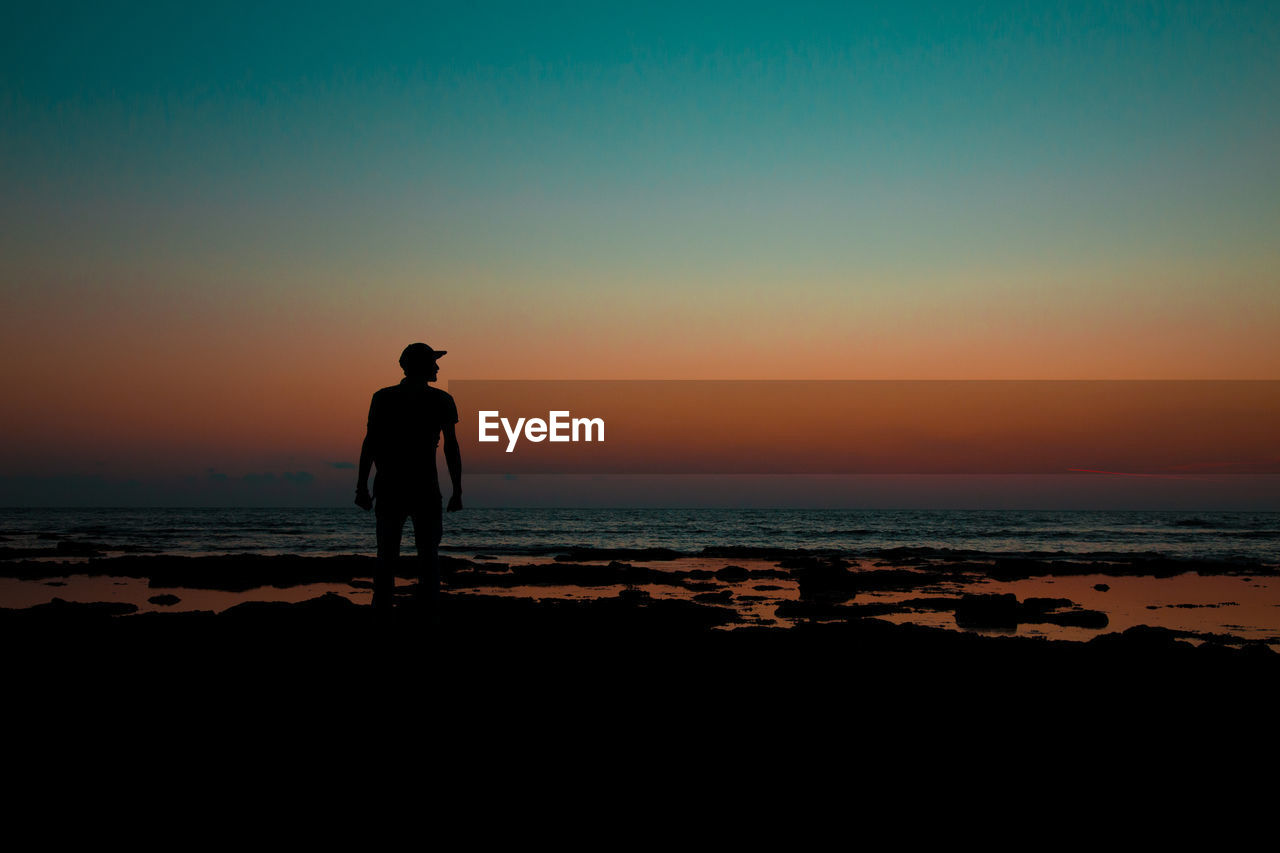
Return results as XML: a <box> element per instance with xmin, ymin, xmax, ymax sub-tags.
<box><xmin>5</xmin><ymin>1</ymin><xmax>1278</xmax><ymax>288</ymax></box>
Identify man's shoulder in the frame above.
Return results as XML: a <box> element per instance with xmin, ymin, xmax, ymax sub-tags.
<box><xmin>429</xmin><ymin>387</ymin><xmax>458</xmax><ymax>422</ymax></box>
<box><xmin>426</xmin><ymin>386</ymin><xmax>456</xmax><ymax>404</ymax></box>
<box><xmin>374</xmin><ymin>383</ymin><xmax>452</xmax><ymax>397</ymax></box>
<box><xmin>371</xmin><ymin>384</ymin><xmax>456</xmax><ymax>409</ymax></box>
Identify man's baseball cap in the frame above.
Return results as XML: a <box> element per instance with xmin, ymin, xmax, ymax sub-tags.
<box><xmin>400</xmin><ymin>342</ymin><xmax>447</xmax><ymax>369</ymax></box>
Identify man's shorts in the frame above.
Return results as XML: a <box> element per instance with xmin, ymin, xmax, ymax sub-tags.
<box><xmin>374</xmin><ymin>496</ymin><xmax>443</xmax><ymax>560</ymax></box>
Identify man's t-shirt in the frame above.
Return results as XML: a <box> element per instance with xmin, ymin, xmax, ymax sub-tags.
<box><xmin>366</xmin><ymin>378</ymin><xmax>459</xmax><ymax>505</ymax></box>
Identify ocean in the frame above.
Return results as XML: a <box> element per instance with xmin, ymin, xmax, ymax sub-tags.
<box><xmin>2</xmin><ymin>507</ymin><xmax>1277</xmax><ymax>565</ymax></box>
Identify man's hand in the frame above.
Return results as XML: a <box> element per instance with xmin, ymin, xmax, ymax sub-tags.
<box><xmin>355</xmin><ymin>487</ymin><xmax>373</xmax><ymax>511</ymax></box>
<box><xmin>447</xmin><ymin>492</ymin><xmax>463</xmax><ymax>512</ymax></box>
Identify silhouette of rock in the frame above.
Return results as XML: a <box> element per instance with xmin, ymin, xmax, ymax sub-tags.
<box><xmin>954</xmin><ymin>594</ymin><xmax>1108</xmax><ymax>630</ymax></box>
<box><xmin>897</xmin><ymin>596</ymin><xmax>964</xmax><ymax>611</ymax></box>
<box><xmin>221</xmin><ymin>591</ymin><xmax>361</xmax><ymax>623</ymax></box>
<box><xmin>779</xmin><ymin>555</ymin><xmax>852</xmax><ymax>570</ymax></box>
<box><xmin>955</xmin><ymin>594</ymin><xmax>1021</xmax><ymax>630</ymax></box>
<box><xmin>54</xmin><ymin>541</ymin><xmax>103</xmax><ymax>556</ymax></box>
<box><xmin>554</xmin><ymin>547</ymin><xmax>685</xmax><ymax>562</ymax></box>
<box><xmin>1089</xmin><ymin>625</ymin><xmax>1193</xmax><ymax>654</ymax></box>
<box><xmin>0</xmin><ymin>546</ymin><xmax>65</xmax><ymax>559</ymax></box>
<box><xmin>4</xmin><ymin>584</ymin><xmax>1277</xmax><ymax>710</ymax></box>
<box><xmin>793</xmin><ymin>563</ymin><xmax>950</xmax><ymax>600</ymax></box>
<box><xmin>1022</xmin><ymin>597</ymin><xmax>1076</xmax><ymax>615</ymax></box>
<box><xmin>774</xmin><ymin>599</ymin><xmax>900</xmax><ymax>621</ymax></box>
<box><xmin>699</xmin><ymin>546</ymin><xmax>837</xmax><ymax>560</ymax></box>
<box><xmin>1040</xmin><ymin>608</ymin><xmax>1108</xmax><ymax>629</ymax></box>
<box><xmin>453</xmin><ymin>561</ymin><xmax>679</xmax><ymax>588</ymax></box>
<box><xmin>24</xmin><ymin>598</ymin><xmax>137</xmax><ymax>618</ymax></box>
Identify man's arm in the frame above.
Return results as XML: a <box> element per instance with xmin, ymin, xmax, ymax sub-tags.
<box><xmin>443</xmin><ymin>422</ymin><xmax>463</xmax><ymax>512</ymax></box>
<box><xmin>355</xmin><ymin>397</ymin><xmax>376</xmax><ymax>510</ymax></box>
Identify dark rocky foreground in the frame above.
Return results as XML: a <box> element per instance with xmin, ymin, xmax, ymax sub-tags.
<box><xmin>5</xmin><ymin>586</ymin><xmax>1274</xmax><ymax>670</ymax></box>
<box><xmin>6</xmin><ymin>573</ymin><xmax>1272</xmax><ymax>798</ymax></box>
<box><xmin>4</xmin><ymin>551</ymin><xmax>1277</xmax><ymax>665</ymax></box>
<box><xmin>5</xmin><ymin>551</ymin><xmax>1278</xmax><ymax>740</ymax></box>
<box><xmin>6</xmin><ymin>603</ymin><xmax>1278</xmax><ymax>771</ymax></box>
<box><xmin>5</xmin><ymin>580</ymin><xmax>1277</xmax><ymax>697</ymax></box>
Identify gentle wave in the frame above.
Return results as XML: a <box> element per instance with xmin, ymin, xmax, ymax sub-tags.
<box><xmin>2</xmin><ymin>508</ymin><xmax>1278</xmax><ymax>565</ymax></box>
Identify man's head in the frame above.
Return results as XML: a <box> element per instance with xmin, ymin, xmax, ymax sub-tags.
<box><xmin>400</xmin><ymin>343</ymin><xmax>446</xmax><ymax>379</ymax></box>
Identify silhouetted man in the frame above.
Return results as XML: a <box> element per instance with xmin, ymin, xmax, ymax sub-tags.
<box><xmin>356</xmin><ymin>343</ymin><xmax>463</xmax><ymax>615</ymax></box>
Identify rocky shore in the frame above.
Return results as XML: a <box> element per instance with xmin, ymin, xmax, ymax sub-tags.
<box><xmin>4</xmin><ymin>550</ymin><xmax>1276</xmax><ymax>675</ymax></box>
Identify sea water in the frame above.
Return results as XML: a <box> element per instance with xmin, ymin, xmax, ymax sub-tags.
<box><xmin>1</xmin><ymin>507</ymin><xmax>1276</xmax><ymax>564</ymax></box>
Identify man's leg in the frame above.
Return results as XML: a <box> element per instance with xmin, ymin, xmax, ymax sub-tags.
<box><xmin>410</xmin><ymin>500</ymin><xmax>444</xmax><ymax>608</ymax></box>
<box><xmin>374</xmin><ymin>505</ymin><xmax>409</xmax><ymax>613</ymax></box>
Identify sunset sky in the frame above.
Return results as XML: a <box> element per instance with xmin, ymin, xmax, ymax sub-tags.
<box><xmin>2</xmin><ymin>2</ymin><xmax>1277</xmax><ymax>506</ymax></box>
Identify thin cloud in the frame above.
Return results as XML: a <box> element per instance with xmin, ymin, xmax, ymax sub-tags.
<box><xmin>1067</xmin><ymin>468</ymin><xmax>1186</xmax><ymax>479</ymax></box>
<box><xmin>1161</xmin><ymin>459</ymin><xmax>1280</xmax><ymax>473</ymax></box>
